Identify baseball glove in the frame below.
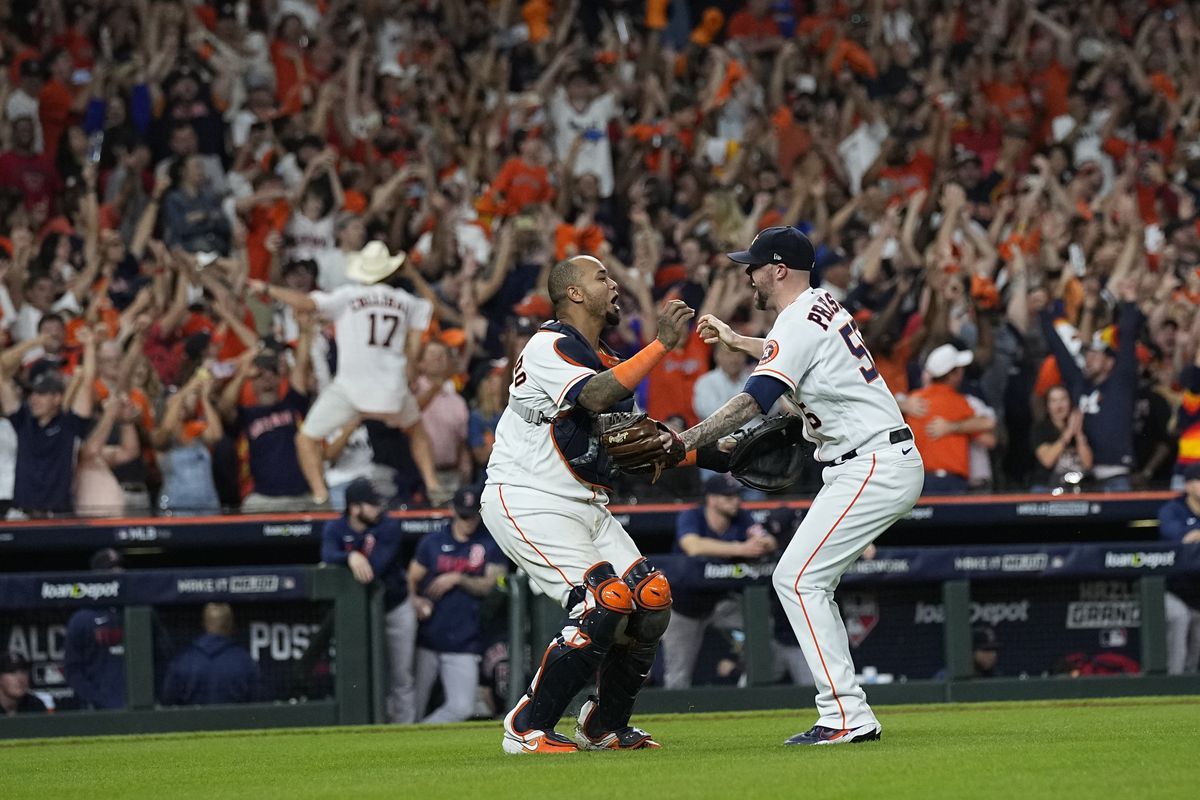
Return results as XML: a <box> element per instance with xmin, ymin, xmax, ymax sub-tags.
<box><xmin>727</xmin><ymin>414</ymin><xmax>808</xmax><ymax>493</ymax></box>
<box><xmin>599</xmin><ymin>413</ymin><xmax>686</xmax><ymax>482</ymax></box>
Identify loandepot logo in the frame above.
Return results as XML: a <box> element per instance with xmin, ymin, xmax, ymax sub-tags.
<box><xmin>1103</xmin><ymin>551</ymin><xmax>1176</xmax><ymax>570</ymax></box>
<box><xmin>40</xmin><ymin>581</ymin><xmax>121</xmax><ymax>601</ymax></box>
<box><xmin>702</xmin><ymin>562</ymin><xmax>775</xmax><ymax>580</ymax></box>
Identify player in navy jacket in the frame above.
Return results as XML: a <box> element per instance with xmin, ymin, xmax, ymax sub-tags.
<box><xmin>319</xmin><ymin>478</ymin><xmax>416</xmax><ymax>723</ymax></box>
<box><xmin>63</xmin><ymin>549</ymin><xmax>128</xmax><ymax>709</ymax></box>
<box><xmin>162</xmin><ymin>603</ymin><xmax>260</xmax><ymax>705</ymax></box>
<box><xmin>408</xmin><ymin>485</ymin><xmax>507</xmax><ymax>723</ymax></box>
<box><xmin>64</xmin><ymin>605</ymin><xmax>126</xmax><ymax>709</ymax></box>
<box><xmin>661</xmin><ymin>474</ymin><xmax>777</xmax><ymax>690</ymax></box>
<box><xmin>1156</xmin><ymin>463</ymin><xmax>1200</xmax><ymax>673</ymax></box>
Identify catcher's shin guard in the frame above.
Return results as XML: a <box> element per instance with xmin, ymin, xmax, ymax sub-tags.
<box><xmin>510</xmin><ymin>562</ymin><xmax>634</xmax><ymax>734</ymax></box>
<box><xmin>581</xmin><ymin>558</ymin><xmax>672</xmax><ymax>739</ymax></box>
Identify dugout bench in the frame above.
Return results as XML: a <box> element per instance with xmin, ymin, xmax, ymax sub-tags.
<box><xmin>0</xmin><ymin>566</ymin><xmax>384</xmax><ymax>739</ymax></box>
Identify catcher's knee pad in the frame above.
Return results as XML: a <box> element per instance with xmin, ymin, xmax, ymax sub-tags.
<box><xmin>568</xmin><ymin>561</ymin><xmax>635</xmax><ymax>645</ymax></box>
<box><xmin>622</xmin><ymin>558</ymin><xmax>671</xmax><ymax>642</ymax></box>
<box><xmin>580</xmin><ymin>560</ymin><xmax>670</xmax><ymax>738</ymax></box>
<box><xmin>517</xmin><ymin>563</ymin><xmax>632</xmax><ymax>731</ymax></box>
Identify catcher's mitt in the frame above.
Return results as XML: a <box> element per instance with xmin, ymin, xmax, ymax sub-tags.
<box><xmin>727</xmin><ymin>414</ymin><xmax>808</xmax><ymax>493</ymax></box>
<box><xmin>599</xmin><ymin>413</ymin><xmax>685</xmax><ymax>482</ymax></box>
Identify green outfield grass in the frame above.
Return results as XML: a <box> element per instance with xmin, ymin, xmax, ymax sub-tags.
<box><xmin>1</xmin><ymin>697</ymin><xmax>1197</xmax><ymax>799</ymax></box>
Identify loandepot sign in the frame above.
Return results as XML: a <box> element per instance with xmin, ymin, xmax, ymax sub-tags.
<box><xmin>40</xmin><ymin>581</ymin><xmax>121</xmax><ymax>601</ymax></box>
<box><xmin>1103</xmin><ymin>551</ymin><xmax>1177</xmax><ymax>570</ymax></box>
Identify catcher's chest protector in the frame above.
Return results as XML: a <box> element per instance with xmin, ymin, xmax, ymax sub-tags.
<box><xmin>542</xmin><ymin>321</ymin><xmax>634</xmax><ymax>488</ymax></box>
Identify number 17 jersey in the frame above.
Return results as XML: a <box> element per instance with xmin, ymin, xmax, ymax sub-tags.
<box><xmin>311</xmin><ymin>283</ymin><xmax>432</xmax><ymax>414</ymax></box>
<box><xmin>750</xmin><ymin>288</ymin><xmax>905</xmax><ymax>462</ymax></box>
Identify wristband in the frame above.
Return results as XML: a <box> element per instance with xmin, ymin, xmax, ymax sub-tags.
<box><xmin>610</xmin><ymin>339</ymin><xmax>668</xmax><ymax>390</ymax></box>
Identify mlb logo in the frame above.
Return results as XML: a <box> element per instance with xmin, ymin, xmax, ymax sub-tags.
<box><xmin>841</xmin><ymin>594</ymin><xmax>879</xmax><ymax>648</ymax></box>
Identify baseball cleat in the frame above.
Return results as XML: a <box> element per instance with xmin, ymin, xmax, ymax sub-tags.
<box><xmin>574</xmin><ymin>699</ymin><xmax>661</xmax><ymax>750</ymax></box>
<box><xmin>502</xmin><ymin>728</ymin><xmax>580</xmax><ymax>754</ymax></box>
<box><xmin>574</xmin><ymin>726</ymin><xmax>661</xmax><ymax>750</ymax></box>
<box><xmin>783</xmin><ymin>722</ymin><xmax>882</xmax><ymax>746</ymax></box>
<box><xmin>502</xmin><ymin>695</ymin><xmax>578</xmax><ymax>754</ymax></box>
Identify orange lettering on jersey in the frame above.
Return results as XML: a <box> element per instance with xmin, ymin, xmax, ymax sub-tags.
<box><xmin>760</xmin><ymin>339</ymin><xmax>780</xmax><ymax>364</ymax></box>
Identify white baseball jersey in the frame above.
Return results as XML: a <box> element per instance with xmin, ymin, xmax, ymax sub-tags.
<box><xmin>486</xmin><ymin>330</ymin><xmax>605</xmax><ymax>503</ymax></box>
<box><xmin>752</xmin><ymin>288</ymin><xmax>906</xmax><ymax>461</ymax></box>
<box><xmin>311</xmin><ymin>283</ymin><xmax>432</xmax><ymax>414</ymax></box>
<box><xmin>751</xmin><ymin>289</ymin><xmax>923</xmax><ymax>736</ymax></box>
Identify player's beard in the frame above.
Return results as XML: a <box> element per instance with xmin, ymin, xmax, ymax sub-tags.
<box><xmin>753</xmin><ymin>285</ymin><xmax>768</xmax><ymax>310</ymax></box>
<box><xmin>597</xmin><ymin>293</ymin><xmax>621</xmax><ymax>326</ymax></box>
<box><xmin>356</xmin><ymin>510</ymin><xmax>383</xmax><ymax>528</ymax></box>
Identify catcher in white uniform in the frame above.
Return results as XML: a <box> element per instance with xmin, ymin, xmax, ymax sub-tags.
<box><xmin>481</xmin><ymin>254</ymin><xmax>695</xmax><ymax>754</ymax></box>
<box><xmin>680</xmin><ymin>226</ymin><xmax>924</xmax><ymax>746</ymax></box>
<box><xmin>250</xmin><ymin>241</ymin><xmax>441</xmax><ymax>505</ymax></box>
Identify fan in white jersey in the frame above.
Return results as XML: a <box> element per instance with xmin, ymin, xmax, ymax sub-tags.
<box><xmin>677</xmin><ymin>226</ymin><xmax>925</xmax><ymax>747</ymax></box>
<box><xmin>249</xmin><ymin>241</ymin><xmax>441</xmax><ymax>505</ymax></box>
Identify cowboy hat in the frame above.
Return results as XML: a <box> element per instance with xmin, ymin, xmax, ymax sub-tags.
<box><xmin>346</xmin><ymin>241</ymin><xmax>406</xmax><ymax>285</ymax></box>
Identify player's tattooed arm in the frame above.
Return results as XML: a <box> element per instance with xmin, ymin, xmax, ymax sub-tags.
<box><xmin>681</xmin><ymin>393</ymin><xmax>761</xmax><ymax>452</ymax></box>
<box><xmin>576</xmin><ymin>371</ymin><xmax>633</xmax><ymax>412</ymax></box>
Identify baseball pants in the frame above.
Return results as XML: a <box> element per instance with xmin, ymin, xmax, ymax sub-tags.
<box><xmin>775</xmin><ymin>644</ymin><xmax>816</xmax><ymax>686</ymax></box>
<box><xmin>1165</xmin><ymin>591</ymin><xmax>1200</xmax><ymax>674</ymax></box>
<box><xmin>773</xmin><ymin>443</ymin><xmax>924</xmax><ymax>731</ymax></box>
<box><xmin>660</xmin><ymin>598</ymin><xmax>743</xmax><ymax>689</ymax></box>
<box><xmin>385</xmin><ymin>599</ymin><xmax>418</xmax><ymax>724</ymax></box>
<box><xmin>480</xmin><ymin>483</ymin><xmax>643</xmax><ymax>612</ymax></box>
<box><xmin>414</xmin><ymin>648</ymin><xmax>482</xmax><ymax>723</ymax></box>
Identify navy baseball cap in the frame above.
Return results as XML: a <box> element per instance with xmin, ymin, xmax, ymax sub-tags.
<box><xmin>973</xmin><ymin>626</ymin><xmax>1001</xmax><ymax>651</ymax></box>
<box><xmin>89</xmin><ymin>548</ymin><xmax>124</xmax><ymax>571</ymax></box>
<box><xmin>704</xmin><ymin>474</ymin><xmax>742</xmax><ymax>496</ymax></box>
<box><xmin>345</xmin><ymin>478</ymin><xmax>384</xmax><ymax>508</ymax></box>
<box><xmin>727</xmin><ymin>226</ymin><xmax>816</xmax><ymax>273</ymax></box>
<box><xmin>29</xmin><ymin>372</ymin><xmax>66</xmax><ymax>395</ymax></box>
<box><xmin>0</xmin><ymin>652</ymin><xmax>30</xmax><ymax>674</ymax></box>
<box><xmin>452</xmin><ymin>485</ymin><xmax>481</xmax><ymax>518</ymax></box>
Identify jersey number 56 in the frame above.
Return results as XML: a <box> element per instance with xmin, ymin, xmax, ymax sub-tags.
<box><xmin>839</xmin><ymin>321</ymin><xmax>879</xmax><ymax>383</ymax></box>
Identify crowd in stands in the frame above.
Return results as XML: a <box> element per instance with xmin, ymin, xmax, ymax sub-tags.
<box><xmin>4</xmin><ymin>0</ymin><xmax>1200</xmax><ymax>518</ymax></box>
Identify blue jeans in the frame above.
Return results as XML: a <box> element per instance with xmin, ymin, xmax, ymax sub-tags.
<box><xmin>159</xmin><ymin>442</ymin><xmax>220</xmax><ymax>515</ymax></box>
<box><xmin>1096</xmin><ymin>474</ymin><xmax>1133</xmax><ymax>493</ymax></box>
<box><xmin>923</xmin><ymin>472</ymin><xmax>968</xmax><ymax>495</ymax></box>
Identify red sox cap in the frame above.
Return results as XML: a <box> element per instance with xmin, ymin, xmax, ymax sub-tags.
<box><xmin>452</xmin><ymin>485</ymin><xmax>481</xmax><ymax>518</ymax></box>
<box><xmin>345</xmin><ymin>478</ymin><xmax>384</xmax><ymax>508</ymax></box>
<box><xmin>727</xmin><ymin>226</ymin><xmax>816</xmax><ymax>274</ymax></box>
